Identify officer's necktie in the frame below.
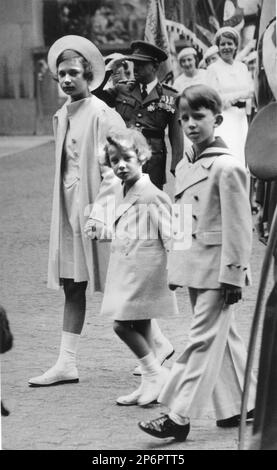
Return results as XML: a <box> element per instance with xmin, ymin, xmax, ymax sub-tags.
<box><xmin>141</xmin><ymin>83</ymin><xmax>148</xmax><ymax>100</ymax></box>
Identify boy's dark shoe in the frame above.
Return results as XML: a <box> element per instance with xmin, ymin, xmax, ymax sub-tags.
<box><xmin>138</xmin><ymin>414</ymin><xmax>190</xmax><ymax>441</ymax></box>
<box><xmin>216</xmin><ymin>409</ymin><xmax>254</xmax><ymax>428</ymax></box>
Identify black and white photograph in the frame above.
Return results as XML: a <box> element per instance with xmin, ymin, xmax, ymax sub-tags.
<box><xmin>1</xmin><ymin>0</ymin><xmax>277</xmax><ymax>454</ymax></box>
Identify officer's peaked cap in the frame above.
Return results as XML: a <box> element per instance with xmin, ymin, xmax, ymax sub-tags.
<box><xmin>128</xmin><ymin>41</ymin><xmax>168</xmax><ymax>63</ymax></box>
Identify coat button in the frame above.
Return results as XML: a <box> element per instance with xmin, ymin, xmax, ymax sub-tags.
<box><xmin>123</xmin><ymin>100</ymin><xmax>127</xmax><ymax>104</ymax></box>
<box><xmin>192</xmin><ymin>234</ymin><xmax>196</xmax><ymax>239</ymax></box>
<box><xmin>73</xmin><ymin>151</ymin><xmax>78</xmax><ymax>158</ymax></box>
<box><xmin>72</xmin><ymin>138</ymin><xmax>76</xmax><ymax>144</ymax></box>
<box><xmin>137</xmin><ymin>113</ymin><xmax>142</xmax><ymax>118</ymax></box>
<box><xmin>194</xmin><ymin>195</ymin><xmax>199</xmax><ymax>201</ymax></box>
<box><xmin>135</xmin><ymin>123</ymin><xmax>141</xmax><ymax>127</ymax></box>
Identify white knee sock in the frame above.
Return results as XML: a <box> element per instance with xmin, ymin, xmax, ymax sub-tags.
<box><xmin>55</xmin><ymin>331</ymin><xmax>80</xmax><ymax>370</ymax></box>
<box><xmin>139</xmin><ymin>352</ymin><xmax>161</xmax><ymax>376</ymax></box>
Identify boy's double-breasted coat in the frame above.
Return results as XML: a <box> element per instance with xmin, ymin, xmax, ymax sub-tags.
<box><xmin>100</xmin><ymin>174</ymin><xmax>179</xmax><ymax>320</ymax></box>
<box><xmin>168</xmin><ymin>141</ymin><xmax>252</xmax><ymax>289</ymax></box>
<box><xmin>159</xmin><ymin>138</ymin><xmax>256</xmax><ymax>420</ymax></box>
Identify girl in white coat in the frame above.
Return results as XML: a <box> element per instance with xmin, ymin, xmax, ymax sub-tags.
<box><xmin>85</xmin><ymin>128</ymin><xmax>178</xmax><ymax>406</ymax></box>
<box><xmin>29</xmin><ymin>36</ymin><xmax>125</xmax><ymax>387</ymax></box>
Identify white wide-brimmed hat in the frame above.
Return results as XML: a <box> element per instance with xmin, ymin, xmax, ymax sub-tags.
<box><xmin>177</xmin><ymin>47</ymin><xmax>197</xmax><ymax>62</ymax></box>
<box><xmin>262</xmin><ymin>19</ymin><xmax>277</xmax><ymax>101</ymax></box>
<box><xmin>246</xmin><ymin>102</ymin><xmax>277</xmax><ymax>180</ymax></box>
<box><xmin>47</xmin><ymin>35</ymin><xmax>105</xmax><ymax>91</ymax></box>
<box><xmin>214</xmin><ymin>26</ymin><xmax>241</xmax><ymax>46</ymax></box>
<box><xmin>203</xmin><ymin>45</ymin><xmax>219</xmax><ymax>61</ymax></box>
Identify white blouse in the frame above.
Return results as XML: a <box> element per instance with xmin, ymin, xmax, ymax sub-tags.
<box><xmin>206</xmin><ymin>58</ymin><xmax>254</xmax><ymax>108</ymax></box>
<box><xmin>173</xmin><ymin>69</ymin><xmax>208</xmax><ymax>94</ymax></box>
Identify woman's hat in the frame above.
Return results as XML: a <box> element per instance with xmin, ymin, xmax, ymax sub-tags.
<box><xmin>177</xmin><ymin>47</ymin><xmax>197</xmax><ymax>62</ymax></box>
<box><xmin>214</xmin><ymin>26</ymin><xmax>241</xmax><ymax>46</ymax></box>
<box><xmin>245</xmin><ymin>102</ymin><xmax>277</xmax><ymax>180</ymax></box>
<box><xmin>203</xmin><ymin>45</ymin><xmax>219</xmax><ymax>61</ymax></box>
<box><xmin>262</xmin><ymin>19</ymin><xmax>277</xmax><ymax>101</ymax></box>
<box><xmin>47</xmin><ymin>35</ymin><xmax>105</xmax><ymax>91</ymax></box>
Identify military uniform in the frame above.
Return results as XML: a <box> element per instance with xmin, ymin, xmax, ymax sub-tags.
<box><xmin>96</xmin><ymin>40</ymin><xmax>184</xmax><ymax>189</ymax></box>
<box><xmin>96</xmin><ymin>80</ymin><xmax>183</xmax><ymax>188</ymax></box>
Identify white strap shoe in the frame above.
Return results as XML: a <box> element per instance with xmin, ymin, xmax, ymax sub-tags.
<box><xmin>28</xmin><ymin>365</ymin><xmax>79</xmax><ymax>387</ymax></box>
<box><xmin>116</xmin><ymin>386</ymin><xmax>142</xmax><ymax>406</ymax></box>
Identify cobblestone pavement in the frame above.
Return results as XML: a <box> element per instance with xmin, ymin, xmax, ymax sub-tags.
<box><xmin>0</xmin><ymin>141</ymin><xmax>272</xmax><ymax>451</ymax></box>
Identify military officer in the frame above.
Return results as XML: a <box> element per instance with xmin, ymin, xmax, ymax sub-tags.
<box><xmin>96</xmin><ymin>41</ymin><xmax>184</xmax><ymax>189</ymax></box>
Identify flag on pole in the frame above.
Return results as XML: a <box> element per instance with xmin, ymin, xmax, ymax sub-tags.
<box><xmin>223</xmin><ymin>0</ymin><xmax>245</xmax><ymax>29</ymax></box>
<box><xmin>144</xmin><ymin>0</ymin><xmax>172</xmax><ymax>83</ymax></box>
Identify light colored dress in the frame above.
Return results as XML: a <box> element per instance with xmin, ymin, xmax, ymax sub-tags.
<box><xmin>207</xmin><ymin>58</ymin><xmax>254</xmax><ymax>164</ymax></box>
<box><xmin>173</xmin><ymin>69</ymin><xmax>207</xmax><ymax>94</ymax></box>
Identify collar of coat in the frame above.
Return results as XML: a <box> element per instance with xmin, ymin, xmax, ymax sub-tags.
<box><xmin>185</xmin><ymin>137</ymin><xmax>230</xmax><ymax>164</ymax></box>
<box><xmin>175</xmin><ymin>137</ymin><xmax>232</xmax><ymax>196</ymax></box>
<box><xmin>114</xmin><ymin>173</ymin><xmax>151</xmax><ymax>223</ymax></box>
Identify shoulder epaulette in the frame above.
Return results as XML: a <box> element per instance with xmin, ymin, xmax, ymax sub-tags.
<box><xmin>162</xmin><ymin>83</ymin><xmax>179</xmax><ymax>94</ymax></box>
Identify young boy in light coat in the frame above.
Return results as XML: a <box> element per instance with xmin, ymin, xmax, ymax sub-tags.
<box><xmin>138</xmin><ymin>84</ymin><xmax>257</xmax><ymax>441</ymax></box>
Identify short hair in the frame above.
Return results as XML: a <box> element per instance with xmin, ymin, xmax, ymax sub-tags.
<box><xmin>178</xmin><ymin>84</ymin><xmax>222</xmax><ymax>114</ymax></box>
<box><xmin>102</xmin><ymin>128</ymin><xmax>152</xmax><ymax>167</ymax></box>
<box><xmin>215</xmin><ymin>30</ymin><xmax>239</xmax><ymax>53</ymax></box>
<box><xmin>178</xmin><ymin>47</ymin><xmax>200</xmax><ymax>67</ymax></box>
<box><xmin>55</xmin><ymin>49</ymin><xmax>93</xmax><ymax>82</ymax></box>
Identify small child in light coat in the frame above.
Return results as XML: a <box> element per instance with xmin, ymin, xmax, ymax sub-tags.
<box><xmin>85</xmin><ymin>128</ymin><xmax>178</xmax><ymax>406</ymax></box>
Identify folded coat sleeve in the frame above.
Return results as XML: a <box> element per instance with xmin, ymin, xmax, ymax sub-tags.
<box><xmin>86</xmin><ymin>108</ymin><xmax>125</xmax><ymax>228</ymax></box>
<box><xmin>218</xmin><ymin>163</ymin><xmax>253</xmax><ymax>287</ymax></box>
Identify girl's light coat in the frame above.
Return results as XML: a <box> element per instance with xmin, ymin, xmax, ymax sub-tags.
<box><xmin>47</xmin><ymin>95</ymin><xmax>125</xmax><ymax>292</ymax></box>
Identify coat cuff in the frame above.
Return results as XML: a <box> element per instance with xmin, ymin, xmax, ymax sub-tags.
<box><xmin>219</xmin><ymin>264</ymin><xmax>251</xmax><ymax>287</ymax></box>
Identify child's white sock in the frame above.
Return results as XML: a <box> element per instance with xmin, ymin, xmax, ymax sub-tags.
<box><xmin>139</xmin><ymin>351</ymin><xmax>161</xmax><ymax>376</ymax></box>
<box><xmin>55</xmin><ymin>331</ymin><xmax>80</xmax><ymax>370</ymax></box>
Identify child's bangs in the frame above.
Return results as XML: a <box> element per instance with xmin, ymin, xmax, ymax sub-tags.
<box><xmin>182</xmin><ymin>85</ymin><xmax>222</xmax><ymax>114</ymax></box>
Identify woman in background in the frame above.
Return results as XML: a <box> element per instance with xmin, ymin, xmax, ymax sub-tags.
<box><xmin>173</xmin><ymin>47</ymin><xmax>207</xmax><ymax>94</ymax></box>
<box><xmin>207</xmin><ymin>27</ymin><xmax>254</xmax><ymax>165</ymax></box>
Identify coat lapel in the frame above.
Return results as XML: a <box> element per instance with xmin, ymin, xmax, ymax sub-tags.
<box><xmin>175</xmin><ymin>156</ymin><xmax>219</xmax><ymax>196</ymax></box>
<box><xmin>130</xmin><ymin>84</ymin><xmax>143</xmax><ymax>103</ymax></box>
<box><xmin>114</xmin><ymin>174</ymin><xmax>149</xmax><ymax>223</ymax></box>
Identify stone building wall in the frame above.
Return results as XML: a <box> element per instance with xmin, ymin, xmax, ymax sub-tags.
<box><xmin>0</xmin><ymin>0</ymin><xmax>44</xmax><ymax>134</ymax></box>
